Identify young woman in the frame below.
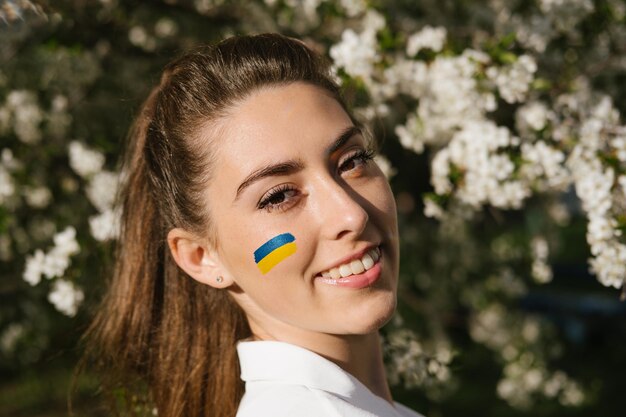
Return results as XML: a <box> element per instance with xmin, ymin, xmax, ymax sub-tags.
<box><xmin>85</xmin><ymin>33</ymin><xmax>424</xmax><ymax>417</ymax></box>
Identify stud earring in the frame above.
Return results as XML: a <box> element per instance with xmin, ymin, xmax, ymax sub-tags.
<box><xmin>216</xmin><ymin>276</ymin><xmax>223</xmax><ymax>283</ymax></box>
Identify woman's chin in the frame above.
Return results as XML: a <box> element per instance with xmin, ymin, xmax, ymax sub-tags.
<box><xmin>338</xmin><ymin>295</ymin><xmax>397</xmax><ymax>334</ymax></box>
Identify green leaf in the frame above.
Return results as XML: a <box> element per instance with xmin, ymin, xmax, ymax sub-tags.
<box><xmin>498</xmin><ymin>51</ymin><xmax>517</xmax><ymax>65</ymax></box>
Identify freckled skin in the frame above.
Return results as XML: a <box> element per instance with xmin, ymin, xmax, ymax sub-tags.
<box><xmin>204</xmin><ymin>82</ymin><xmax>399</xmax><ymax>351</ymax></box>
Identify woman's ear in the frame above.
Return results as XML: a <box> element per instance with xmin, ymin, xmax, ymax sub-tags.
<box><xmin>167</xmin><ymin>228</ymin><xmax>233</xmax><ymax>289</ymax></box>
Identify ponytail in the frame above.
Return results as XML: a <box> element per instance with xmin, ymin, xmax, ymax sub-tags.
<box><xmin>82</xmin><ymin>81</ymin><xmax>251</xmax><ymax>417</ymax></box>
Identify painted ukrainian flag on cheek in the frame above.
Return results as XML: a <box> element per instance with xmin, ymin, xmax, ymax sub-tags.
<box><xmin>254</xmin><ymin>233</ymin><xmax>297</xmax><ymax>274</ymax></box>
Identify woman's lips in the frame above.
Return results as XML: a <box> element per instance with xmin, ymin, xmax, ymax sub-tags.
<box><xmin>314</xmin><ymin>252</ymin><xmax>382</xmax><ymax>289</ymax></box>
<box><xmin>318</xmin><ymin>245</ymin><xmax>380</xmax><ymax>279</ymax></box>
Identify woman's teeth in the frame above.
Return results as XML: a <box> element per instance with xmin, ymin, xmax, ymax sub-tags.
<box><xmin>321</xmin><ymin>247</ymin><xmax>380</xmax><ymax>279</ymax></box>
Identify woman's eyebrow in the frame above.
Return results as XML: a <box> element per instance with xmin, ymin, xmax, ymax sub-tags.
<box><xmin>234</xmin><ymin>125</ymin><xmax>362</xmax><ymax>202</ymax></box>
<box><xmin>326</xmin><ymin>125</ymin><xmax>362</xmax><ymax>156</ymax></box>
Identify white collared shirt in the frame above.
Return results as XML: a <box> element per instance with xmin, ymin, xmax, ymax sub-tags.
<box><xmin>235</xmin><ymin>339</ymin><xmax>425</xmax><ymax>417</ymax></box>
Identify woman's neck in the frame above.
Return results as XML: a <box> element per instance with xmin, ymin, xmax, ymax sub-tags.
<box><xmin>247</xmin><ymin>328</ymin><xmax>394</xmax><ymax>406</ymax></box>
<box><xmin>331</xmin><ymin>332</ymin><xmax>395</xmax><ymax>406</ymax></box>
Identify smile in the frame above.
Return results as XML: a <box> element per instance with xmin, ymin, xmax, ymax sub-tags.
<box><xmin>319</xmin><ymin>246</ymin><xmax>381</xmax><ymax>279</ymax></box>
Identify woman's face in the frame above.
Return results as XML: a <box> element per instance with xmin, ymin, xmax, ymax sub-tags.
<box><xmin>203</xmin><ymin>82</ymin><xmax>399</xmax><ymax>340</ymax></box>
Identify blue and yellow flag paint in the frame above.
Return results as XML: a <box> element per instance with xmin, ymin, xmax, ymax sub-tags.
<box><xmin>254</xmin><ymin>233</ymin><xmax>297</xmax><ymax>274</ymax></box>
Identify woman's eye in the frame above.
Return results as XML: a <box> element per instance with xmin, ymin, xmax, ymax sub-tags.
<box><xmin>339</xmin><ymin>149</ymin><xmax>376</xmax><ymax>174</ymax></box>
<box><xmin>257</xmin><ymin>185</ymin><xmax>299</xmax><ymax>212</ymax></box>
<box><xmin>256</xmin><ymin>150</ymin><xmax>375</xmax><ymax>213</ymax></box>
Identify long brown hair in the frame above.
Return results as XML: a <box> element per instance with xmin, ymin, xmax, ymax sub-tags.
<box><xmin>82</xmin><ymin>33</ymin><xmax>355</xmax><ymax>417</ymax></box>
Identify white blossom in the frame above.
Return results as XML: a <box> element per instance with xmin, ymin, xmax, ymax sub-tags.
<box><xmin>5</xmin><ymin>90</ymin><xmax>43</xmax><ymax>144</ymax></box>
<box><xmin>487</xmin><ymin>55</ymin><xmax>537</xmax><ymax>104</ymax></box>
<box><xmin>23</xmin><ymin>227</ymin><xmax>80</xmax><ymax>285</ymax></box>
<box><xmin>330</xmin><ymin>22</ymin><xmax>381</xmax><ymax>82</ymax></box>
<box><xmin>1</xmin><ymin>148</ymin><xmax>20</xmax><ymax>170</ymax></box>
<box><xmin>89</xmin><ymin>208</ymin><xmax>121</xmax><ymax>241</ymax></box>
<box><xmin>531</xmin><ymin>236</ymin><xmax>549</xmax><ymax>259</ymax></box>
<box><xmin>588</xmin><ymin>241</ymin><xmax>626</xmax><ymax>288</ymax></box>
<box><xmin>353</xmin><ymin>102</ymin><xmax>390</xmax><ymax>121</ymax></box>
<box><xmin>339</xmin><ymin>0</ymin><xmax>366</xmax><ymax>17</ymax></box>
<box><xmin>281</xmin><ymin>0</ymin><xmax>324</xmax><ymax>27</ymax></box>
<box><xmin>423</xmin><ymin>197</ymin><xmax>444</xmax><ymax>219</ymax></box>
<box><xmin>412</xmin><ymin>53</ymin><xmax>493</xmax><ymax>146</ymax></box>
<box><xmin>547</xmin><ymin>200</ymin><xmax>571</xmax><ymax>226</ymax></box>
<box><xmin>361</xmin><ymin>9</ymin><xmax>386</xmax><ymax>32</ymax></box>
<box><xmin>53</xmin><ymin>226</ymin><xmax>80</xmax><ymax>257</ymax></box>
<box><xmin>86</xmin><ymin>170</ymin><xmax>119</xmax><ymax>212</ymax></box>
<box><xmin>520</xmin><ymin>141</ymin><xmax>570</xmax><ymax>191</ymax></box>
<box><xmin>578</xmin><ymin>118</ymin><xmax>604</xmax><ymax>151</ymax></box>
<box><xmin>569</xmin><ymin>155</ymin><xmax>613</xmax><ymax>215</ymax></box>
<box><xmin>539</xmin><ymin>0</ymin><xmax>594</xmax><ymax>32</ymax></box>
<box><xmin>590</xmin><ymin>96</ymin><xmax>619</xmax><ymax>123</ymax></box>
<box><xmin>470</xmin><ymin>304</ymin><xmax>509</xmax><ymax>348</ymax></box>
<box><xmin>485</xmin><ymin>180</ymin><xmax>530</xmax><ymax>209</ymax></box>
<box><xmin>567</xmin><ymin>147</ymin><xmax>624</xmax><ymax>288</ymax></box>
<box><xmin>472</xmin><ymin>303</ymin><xmax>585</xmax><ymax>408</ymax></box>
<box><xmin>0</xmin><ymin>323</ymin><xmax>24</xmax><ymax>354</ymax></box>
<box><xmin>516</xmin><ymin>101</ymin><xmax>552</xmax><ymax>132</ymax></box>
<box><xmin>51</xmin><ymin>95</ymin><xmax>68</xmax><ymax>112</ymax></box>
<box><xmin>611</xmin><ymin>135</ymin><xmax>626</xmax><ymax>162</ymax></box>
<box><xmin>406</xmin><ymin>26</ymin><xmax>447</xmax><ymax>56</ymax></box>
<box><xmin>395</xmin><ymin>114</ymin><xmax>424</xmax><ymax>154</ymax></box>
<box><xmin>0</xmin><ymin>0</ymin><xmax>44</xmax><ymax>23</ymax></box>
<box><xmin>522</xmin><ymin>319</ymin><xmax>541</xmax><ymax>343</ymax></box>
<box><xmin>619</xmin><ymin>175</ymin><xmax>626</xmax><ymax>196</ymax></box>
<box><xmin>47</xmin><ymin>94</ymin><xmax>72</xmax><ymax>139</ymax></box>
<box><xmin>586</xmin><ymin>215</ymin><xmax>619</xmax><ymax>248</ymax></box>
<box><xmin>383</xmin><ymin>328</ymin><xmax>452</xmax><ymax>388</ymax></box>
<box><xmin>129</xmin><ymin>26</ymin><xmax>148</xmax><ymax>46</ymax></box>
<box><xmin>0</xmin><ymin>165</ymin><xmax>15</xmax><ymax>204</ymax></box>
<box><xmin>432</xmin><ymin>120</ymin><xmax>531</xmax><ymax>209</ymax></box>
<box><xmin>508</xmin><ymin>14</ymin><xmax>554</xmax><ymax>53</ymax></box>
<box><xmin>559</xmin><ymin>381</ymin><xmax>585</xmax><ymax>406</ymax></box>
<box><xmin>23</xmin><ymin>186</ymin><xmax>52</xmax><ymax>208</ymax></box>
<box><xmin>42</xmin><ymin>248</ymin><xmax>72</xmax><ymax>279</ymax></box>
<box><xmin>42</xmin><ymin>226</ymin><xmax>81</xmax><ymax>279</ymax></box>
<box><xmin>431</xmin><ymin>148</ymin><xmax>453</xmax><ymax>195</ymax></box>
<box><xmin>154</xmin><ymin>18</ymin><xmax>178</xmax><ymax>38</ymax></box>
<box><xmin>68</xmin><ymin>141</ymin><xmax>105</xmax><ymax>178</ymax></box>
<box><xmin>531</xmin><ymin>236</ymin><xmax>553</xmax><ymax>283</ymax></box>
<box><xmin>383</xmin><ymin>58</ymin><xmax>428</xmax><ymax>99</ymax></box>
<box><xmin>47</xmin><ymin>279</ymin><xmax>84</xmax><ymax>317</ymax></box>
<box><xmin>23</xmin><ymin>249</ymin><xmax>46</xmax><ymax>286</ymax></box>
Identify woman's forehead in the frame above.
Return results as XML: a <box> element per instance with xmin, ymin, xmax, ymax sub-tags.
<box><xmin>210</xmin><ymin>83</ymin><xmax>352</xmax><ymax>164</ymax></box>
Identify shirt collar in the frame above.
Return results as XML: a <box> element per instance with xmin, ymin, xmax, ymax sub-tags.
<box><xmin>236</xmin><ymin>339</ymin><xmax>399</xmax><ymax>412</ymax></box>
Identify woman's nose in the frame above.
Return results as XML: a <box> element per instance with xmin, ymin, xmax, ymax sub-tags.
<box><xmin>316</xmin><ymin>179</ymin><xmax>369</xmax><ymax>241</ymax></box>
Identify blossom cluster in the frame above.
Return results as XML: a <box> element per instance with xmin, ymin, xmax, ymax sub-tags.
<box><xmin>23</xmin><ymin>227</ymin><xmax>84</xmax><ymax>316</ymax></box>
<box><xmin>382</xmin><ymin>316</ymin><xmax>453</xmax><ymax>395</ymax></box>
<box><xmin>0</xmin><ymin>149</ymin><xmax>18</xmax><ymax>209</ymax></box>
<box><xmin>68</xmin><ymin>141</ymin><xmax>121</xmax><ymax>242</ymax></box>
<box><xmin>0</xmin><ymin>0</ymin><xmax>43</xmax><ymax>24</ymax></box>
<box><xmin>470</xmin><ymin>302</ymin><xmax>583</xmax><ymax>408</ymax></box>
<box><xmin>562</xmin><ymin>93</ymin><xmax>626</xmax><ymax>289</ymax></box>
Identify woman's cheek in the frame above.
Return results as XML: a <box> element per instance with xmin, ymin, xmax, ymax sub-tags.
<box><xmin>252</xmin><ymin>232</ymin><xmax>298</xmax><ymax>275</ymax></box>
<box><xmin>366</xmin><ymin>176</ymin><xmax>396</xmax><ymax>214</ymax></box>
